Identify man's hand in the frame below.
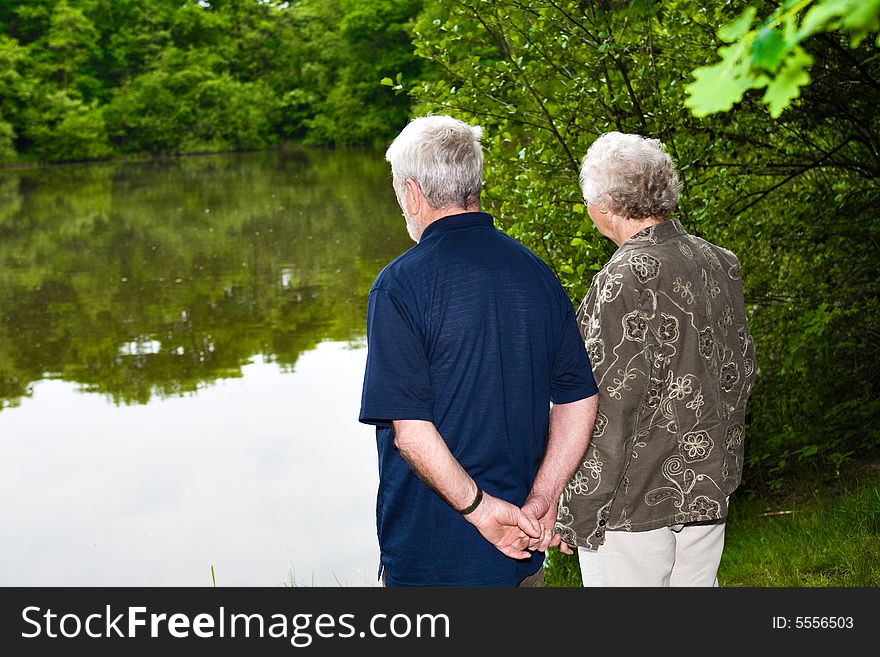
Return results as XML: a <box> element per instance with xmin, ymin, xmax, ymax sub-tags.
<box><xmin>520</xmin><ymin>492</ymin><xmax>561</xmax><ymax>553</ymax></box>
<box><xmin>522</xmin><ymin>494</ymin><xmax>577</xmax><ymax>554</ymax></box>
<box><xmin>517</xmin><ymin>395</ymin><xmax>598</xmax><ymax>554</ymax></box>
<box><xmin>464</xmin><ymin>492</ymin><xmax>541</xmax><ymax>560</ymax></box>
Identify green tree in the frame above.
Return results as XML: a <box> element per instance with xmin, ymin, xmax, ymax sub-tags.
<box><xmin>0</xmin><ymin>0</ymin><xmax>424</xmax><ymax>160</ymax></box>
<box><xmin>0</xmin><ymin>34</ymin><xmax>29</xmax><ymax>158</ymax></box>
<box><xmin>404</xmin><ymin>0</ymin><xmax>880</xmax><ymax>487</ymax></box>
<box><xmin>44</xmin><ymin>0</ymin><xmax>100</xmax><ymax>90</ymax></box>
<box><xmin>104</xmin><ymin>47</ymin><xmax>280</xmax><ymax>154</ymax></box>
<box><xmin>304</xmin><ymin>0</ymin><xmax>424</xmax><ymax>145</ymax></box>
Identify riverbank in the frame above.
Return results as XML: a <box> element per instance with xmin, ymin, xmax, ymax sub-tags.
<box><xmin>0</xmin><ymin>142</ymin><xmax>346</xmax><ymax>172</ymax></box>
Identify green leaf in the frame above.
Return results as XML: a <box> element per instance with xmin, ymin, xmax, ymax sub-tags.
<box><xmin>718</xmin><ymin>7</ymin><xmax>757</xmax><ymax>42</ymax></box>
<box><xmin>798</xmin><ymin>1</ymin><xmax>846</xmax><ymax>40</ymax></box>
<box><xmin>839</xmin><ymin>0</ymin><xmax>880</xmax><ymax>46</ymax></box>
<box><xmin>380</xmin><ymin>77</ymin><xmax>394</xmax><ymax>86</ymax></box>
<box><xmin>573</xmin><ymin>203</ymin><xmax>585</xmax><ymax>214</ymax></box>
<box><xmin>762</xmin><ymin>46</ymin><xmax>813</xmax><ymax>117</ymax></box>
<box><xmin>751</xmin><ymin>27</ymin><xmax>788</xmax><ymax>71</ymax></box>
<box><xmin>684</xmin><ymin>42</ymin><xmax>763</xmax><ymax>116</ymax></box>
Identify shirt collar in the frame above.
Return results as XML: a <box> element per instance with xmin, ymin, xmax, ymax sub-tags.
<box><xmin>622</xmin><ymin>218</ymin><xmax>686</xmax><ymax>248</ymax></box>
<box><xmin>419</xmin><ymin>212</ymin><xmax>494</xmax><ymax>242</ymax></box>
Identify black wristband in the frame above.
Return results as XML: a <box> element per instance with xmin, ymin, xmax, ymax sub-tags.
<box><xmin>458</xmin><ymin>487</ymin><xmax>483</xmax><ymax>515</ymax></box>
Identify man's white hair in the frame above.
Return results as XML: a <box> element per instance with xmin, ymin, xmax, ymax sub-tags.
<box><xmin>580</xmin><ymin>131</ymin><xmax>680</xmax><ymax>220</ymax></box>
<box><xmin>386</xmin><ymin>115</ymin><xmax>483</xmax><ymax>210</ymax></box>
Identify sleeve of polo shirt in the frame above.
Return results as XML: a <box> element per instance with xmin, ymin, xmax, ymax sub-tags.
<box><xmin>550</xmin><ymin>296</ymin><xmax>599</xmax><ymax>404</ymax></box>
<box><xmin>359</xmin><ymin>288</ymin><xmax>435</xmax><ymax>426</ymax></box>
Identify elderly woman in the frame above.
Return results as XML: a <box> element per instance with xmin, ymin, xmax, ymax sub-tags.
<box><xmin>556</xmin><ymin>132</ymin><xmax>756</xmax><ymax>587</ymax></box>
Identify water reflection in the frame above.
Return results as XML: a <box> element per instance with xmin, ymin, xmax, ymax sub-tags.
<box><xmin>0</xmin><ymin>149</ymin><xmax>412</xmax><ymax>586</ymax></box>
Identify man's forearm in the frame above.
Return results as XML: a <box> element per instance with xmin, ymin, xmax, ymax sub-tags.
<box><xmin>391</xmin><ymin>419</ymin><xmax>478</xmax><ymax>512</ymax></box>
<box><xmin>528</xmin><ymin>395</ymin><xmax>598</xmax><ymax>507</ymax></box>
<box><xmin>393</xmin><ymin>419</ymin><xmax>558</xmax><ymax>559</ymax></box>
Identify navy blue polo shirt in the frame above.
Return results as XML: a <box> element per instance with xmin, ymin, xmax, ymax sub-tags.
<box><xmin>359</xmin><ymin>212</ymin><xmax>597</xmax><ymax>586</ymax></box>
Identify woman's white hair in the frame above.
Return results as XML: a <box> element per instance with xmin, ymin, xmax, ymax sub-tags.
<box><xmin>385</xmin><ymin>115</ymin><xmax>483</xmax><ymax>210</ymax></box>
<box><xmin>580</xmin><ymin>131</ymin><xmax>680</xmax><ymax>220</ymax></box>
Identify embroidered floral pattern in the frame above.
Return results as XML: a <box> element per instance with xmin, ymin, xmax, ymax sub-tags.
<box><xmin>719</xmin><ymin>361</ymin><xmax>740</xmax><ymax>392</ymax></box>
<box><xmin>628</xmin><ymin>253</ymin><xmax>661</xmax><ymax>283</ymax></box>
<box><xmin>558</xmin><ymin>220</ymin><xmax>755</xmax><ymax>550</ymax></box>
<box><xmin>583</xmin><ymin>453</ymin><xmax>603</xmax><ymax>480</ymax></box>
<box><xmin>592</xmin><ymin>410</ymin><xmax>608</xmax><ymax>438</ymax></box>
<box><xmin>721</xmin><ymin>306</ymin><xmax>733</xmax><ymax>326</ymax></box>
<box><xmin>699</xmin><ymin>326</ymin><xmax>715</xmax><ymax>359</ymax></box>
<box><xmin>686</xmin><ymin>390</ymin><xmax>705</xmax><ymax>419</ymax></box>
<box><xmin>701</xmin><ymin>269</ymin><xmax>721</xmax><ymax>299</ymax></box>
<box><xmin>585</xmin><ymin>337</ymin><xmax>605</xmax><ymax>367</ymax></box>
<box><xmin>608</xmin><ymin>367</ymin><xmax>637</xmax><ymax>399</ymax></box>
<box><xmin>679</xmin><ymin>430</ymin><xmax>714</xmax><ymax>461</ymax></box>
<box><xmin>622</xmin><ymin>310</ymin><xmax>648</xmax><ymax>342</ymax></box>
<box><xmin>668</xmin><ymin>375</ymin><xmax>693</xmax><ymax>400</ymax></box>
<box><xmin>687</xmin><ymin>495</ymin><xmax>721</xmax><ymax>521</ymax></box>
<box><xmin>738</xmin><ymin>327</ymin><xmax>751</xmax><ymax>356</ymax></box>
<box><xmin>645</xmin><ymin>377</ymin><xmax>663</xmax><ymax>408</ymax></box>
<box><xmin>599</xmin><ymin>273</ymin><xmax>624</xmax><ymax>303</ymax></box>
<box><xmin>658</xmin><ymin>313</ymin><xmax>679</xmax><ymax>343</ymax></box>
<box><xmin>725</xmin><ymin>424</ymin><xmax>745</xmax><ymax>450</ymax></box>
<box><xmin>673</xmin><ymin>277</ymin><xmax>697</xmax><ymax>304</ymax></box>
<box><xmin>702</xmin><ymin>245</ymin><xmax>721</xmax><ymax>271</ymax></box>
<box><xmin>569</xmin><ymin>470</ymin><xmax>593</xmax><ymax>495</ymax></box>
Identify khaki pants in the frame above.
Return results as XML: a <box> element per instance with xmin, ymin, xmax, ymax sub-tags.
<box><xmin>577</xmin><ymin>521</ymin><xmax>726</xmax><ymax>587</ymax></box>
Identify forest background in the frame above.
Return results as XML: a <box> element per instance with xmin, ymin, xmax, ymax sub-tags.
<box><xmin>1</xmin><ymin>0</ymin><xmax>878</xmax><ymax>514</ymax></box>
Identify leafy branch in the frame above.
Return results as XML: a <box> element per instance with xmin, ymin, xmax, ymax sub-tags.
<box><xmin>685</xmin><ymin>0</ymin><xmax>880</xmax><ymax>117</ymax></box>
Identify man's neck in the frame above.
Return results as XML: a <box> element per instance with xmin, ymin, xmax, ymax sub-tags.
<box><xmin>416</xmin><ymin>204</ymin><xmax>481</xmax><ymax>241</ymax></box>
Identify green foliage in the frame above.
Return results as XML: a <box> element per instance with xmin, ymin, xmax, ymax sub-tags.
<box><xmin>405</xmin><ymin>0</ymin><xmax>880</xmax><ymax>487</ymax></box>
<box><xmin>104</xmin><ymin>49</ymin><xmax>280</xmax><ymax>153</ymax></box>
<box><xmin>297</xmin><ymin>0</ymin><xmax>425</xmax><ymax>145</ymax></box>
<box><xmin>0</xmin><ymin>0</ymin><xmax>425</xmax><ymax>161</ymax></box>
<box><xmin>0</xmin><ymin>118</ymin><xmax>14</xmax><ymax>158</ymax></box>
<box><xmin>685</xmin><ymin>0</ymin><xmax>880</xmax><ymax>117</ymax></box>
<box><xmin>21</xmin><ymin>90</ymin><xmax>113</xmax><ymax>161</ymax></box>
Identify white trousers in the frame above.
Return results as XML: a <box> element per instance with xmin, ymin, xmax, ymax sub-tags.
<box><xmin>577</xmin><ymin>521</ymin><xmax>726</xmax><ymax>587</ymax></box>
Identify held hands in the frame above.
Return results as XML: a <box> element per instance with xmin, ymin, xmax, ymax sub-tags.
<box><xmin>520</xmin><ymin>493</ymin><xmax>574</xmax><ymax>555</ymax></box>
<box><xmin>464</xmin><ymin>491</ymin><xmax>575</xmax><ymax>558</ymax></box>
<box><xmin>463</xmin><ymin>491</ymin><xmax>540</xmax><ymax>560</ymax></box>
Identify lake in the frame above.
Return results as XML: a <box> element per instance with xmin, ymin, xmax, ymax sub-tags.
<box><xmin>0</xmin><ymin>149</ymin><xmax>412</xmax><ymax>586</ymax></box>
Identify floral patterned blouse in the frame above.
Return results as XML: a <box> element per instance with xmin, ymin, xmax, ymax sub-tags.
<box><xmin>556</xmin><ymin>219</ymin><xmax>756</xmax><ymax>550</ymax></box>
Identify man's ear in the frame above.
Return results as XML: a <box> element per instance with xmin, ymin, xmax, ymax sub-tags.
<box><xmin>404</xmin><ymin>178</ymin><xmax>422</xmax><ymax>215</ymax></box>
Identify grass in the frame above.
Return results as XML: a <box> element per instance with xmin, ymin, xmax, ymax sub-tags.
<box><xmin>545</xmin><ymin>458</ymin><xmax>880</xmax><ymax>587</ymax></box>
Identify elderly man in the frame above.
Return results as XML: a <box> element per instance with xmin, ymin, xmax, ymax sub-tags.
<box><xmin>359</xmin><ymin>115</ymin><xmax>598</xmax><ymax>587</ymax></box>
<box><xmin>556</xmin><ymin>132</ymin><xmax>756</xmax><ymax>586</ymax></box>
